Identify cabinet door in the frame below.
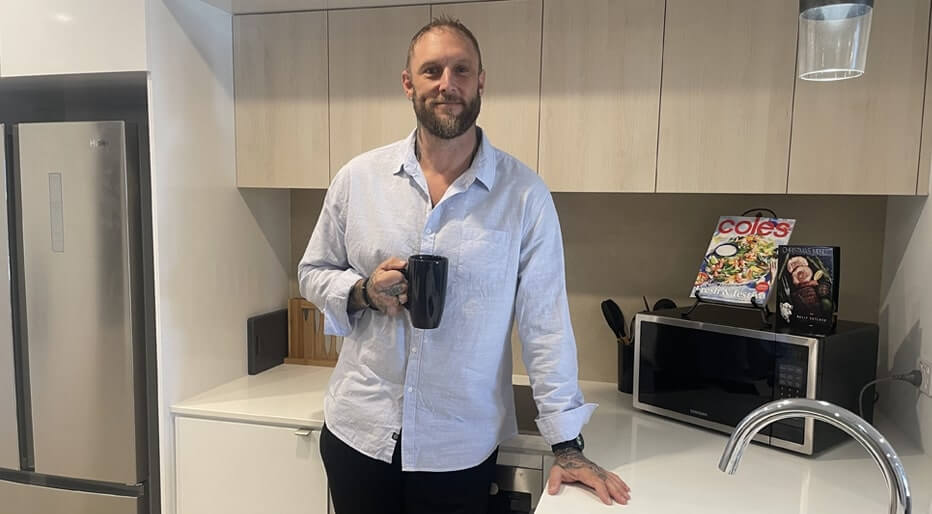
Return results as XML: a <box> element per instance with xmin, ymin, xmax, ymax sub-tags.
<box><xmin>432</xmin><ymin>0</ymin><xmax>542</xmax><ymax>170</ymax></box>
<box><xmin>328</xmin><ymin>6</ymin><xmax>429</xmax><ymax>178</ymax></box>
<box><xmin>657</xmin><ymin>0</ymin><xmax>797</xmax><ymax>193</ymax></box>
<box><xmin>539</xmin><ymin>0</ymin><xmax>664</xmax><ymax>192</ymax></box>
<box><xmin>919</xmin><ymin>6</ymin><xmax>932</xmax><ymax>195</ymax></box>
<box><xmin>234</xmin><ymin>12</ymin><xmax>330</xmax><ymax>188</ymax></box>
<box><xmin>176</xmin><ymin>417</ymin><xmax>327</xmax><ymax>514</ymax></box>
<box><xmin>789</xmin><ymin>0</ymin><xmax>931</xmax><ymax>194</ymax></box>
<box><xmin>0</xmin><ymin>0</ymin><xmax>146</xmax><ymax>76</ymax></box>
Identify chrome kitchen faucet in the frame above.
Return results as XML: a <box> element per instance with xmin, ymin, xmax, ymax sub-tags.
<box><xmin>718</xmin><ymin>398</ymin><xmax>911</xmax><ymax>514</ymax></box>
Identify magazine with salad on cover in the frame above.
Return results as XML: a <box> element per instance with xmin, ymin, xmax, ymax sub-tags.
<box><xmin>691</xmin><ymin>215</ymin><xmax>796</xmax><ymax>306</ymax></box>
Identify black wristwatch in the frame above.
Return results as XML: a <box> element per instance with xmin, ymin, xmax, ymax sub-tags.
<box><xmin>551</xmin><ymin>433</ymin><xmax>584</xmax><ymax>453</ymax></box>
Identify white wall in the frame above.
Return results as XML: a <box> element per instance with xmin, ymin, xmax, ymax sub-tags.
<box><xmin>147</xmin><ymin>1</ymin><xmax>291</xmax><ymax>513</ymax></box>
<box><xmin>881</xmin><ymin>196</ymin><xmax>932</xmax><ymax>456</ymax></box>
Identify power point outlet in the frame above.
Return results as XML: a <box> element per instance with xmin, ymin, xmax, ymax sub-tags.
<box><xmin>920</xmin><ymin>360</ymin><xmax>932</xmax><ymax>397</ymax></box>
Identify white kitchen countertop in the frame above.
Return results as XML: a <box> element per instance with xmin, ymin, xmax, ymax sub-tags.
<box><xmin>172</xmin><ymin>364</ymin><xmax>333</xmax><ymax>428</ymax></box>
<box><xmin>173</xmin><ymin>364</ymin><xmax>932</xmax><ymax>514</ymax></box>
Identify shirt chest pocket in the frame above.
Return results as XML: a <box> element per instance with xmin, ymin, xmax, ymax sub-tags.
<box><xmin>456</xmin><ymin>227</ymin><xmax>511</xmax><ymax>296</ymax></box>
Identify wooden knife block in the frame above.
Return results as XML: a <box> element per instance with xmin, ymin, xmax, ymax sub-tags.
<box><xmin>286</xmin><ymin>297</ymin><xmax>341</xmax><ymax>367</ymax></box>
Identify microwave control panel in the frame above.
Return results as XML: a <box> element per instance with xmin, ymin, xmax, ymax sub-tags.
<box><xmin>775</xmin><ymin>344</ymin><xmax>810</xmax><ymax>399</ymax></box>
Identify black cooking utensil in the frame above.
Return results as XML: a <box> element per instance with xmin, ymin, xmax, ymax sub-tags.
<box><xmin>600</xmin><ymin>299</ymin><xmax>626</xmax><ymax>341</ymax></box>
<box><xmin>603</xmin><ymin>299</ymin><xmax>635</xmax><ymax>394</ymax></box>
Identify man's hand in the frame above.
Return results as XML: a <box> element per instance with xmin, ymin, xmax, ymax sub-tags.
<box><xmin>547</xmin><ymin>448</ymin><xmax>630</xmax><ymax>505</ymax></box>
<box><xmin>365</xmin><ymin>257</ymin><xmax>408</xmax><ymax>315</ymax></box>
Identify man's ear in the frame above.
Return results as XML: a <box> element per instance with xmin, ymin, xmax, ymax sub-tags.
<box><xmin>402</xmin><ymin>69</ymin><xmax>414</xmax><ymax>100</ymax></box>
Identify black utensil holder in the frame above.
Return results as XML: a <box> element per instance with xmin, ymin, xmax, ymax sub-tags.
<box><xmin>617</xmin><ymin>340</ymin><xmax>634</xmax><ymax>394</ymax></box>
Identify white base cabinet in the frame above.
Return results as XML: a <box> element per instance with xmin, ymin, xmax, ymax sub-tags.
<box><xmin>175</xmin><ymin>417</ymin><xmax>328</xmax><ymax>514</ymax></box>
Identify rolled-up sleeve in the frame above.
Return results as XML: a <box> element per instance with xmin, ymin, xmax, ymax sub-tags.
<box><xmin>514</xmin><ymin>187</ymin><xmax>597</xmax><ymax>445</ymax></box>
<box><xmin>297</xmin><ymin>171</ymin><xmax>363</xmax><ymax>337</ymax></box>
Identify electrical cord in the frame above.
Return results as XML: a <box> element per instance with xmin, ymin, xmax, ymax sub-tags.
<box><xmin>858</xmin><ymin>370</ymin><xmax>924</xmax><ymax>419</ymax></box>
<box><xmin>858</xmin><ymin>377</ymin><xmax>894</xmax><ymax>419</ymax></box>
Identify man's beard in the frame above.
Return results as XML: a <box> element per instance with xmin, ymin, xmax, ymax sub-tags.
<box><xmin>412</xmin><ymin>89</ymin><xmax>481</xmax><ymax>140</ymax></box>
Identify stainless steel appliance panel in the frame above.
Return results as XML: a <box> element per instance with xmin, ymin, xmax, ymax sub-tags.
<box><xmin>0</xmin><ymin>479</ymin><xmax>138</xmax><ymax>514</ymax></box>
<box><xmin>634</xmin><ymin>315</ymin><xmax>778</xmax><ymax>425</ymax></box>
<box><xmin>632</xmin><ymin>307</ymin><xmax>864</xmax><ymax>455</ymax></box>
<box><xmin>0</xmin><ymin>123</ymin><xmax>20</xmax><ymax>470</ymax></box>
<box><xmin>633</xmin><ymin>313</ymin><xmax>774</xmax><ymax>444</ymax></box>
<box><xmin>17</xmin><ymin>122</ymin><xmax>138</xmax><ymax>483</ymax></box>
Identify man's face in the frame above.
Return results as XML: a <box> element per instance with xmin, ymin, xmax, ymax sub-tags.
<box><xmin>403</xmin><ymin>28</ymin><xmax>485</xmax><ymax>140</ymax></box>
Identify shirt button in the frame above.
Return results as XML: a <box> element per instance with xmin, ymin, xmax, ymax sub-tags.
<box><xmin>411</xmin><ymin>347</ymin><xmax>417</xmax><ymax>353</ymax></box>
<box><xmin>407</xmin><ymin>387</ymin><xmax>414</xmax><ymax>393</ymax></box>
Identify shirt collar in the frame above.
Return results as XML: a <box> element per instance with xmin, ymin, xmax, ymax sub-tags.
<box><xmin>397</xmin><ymin>127</ymin><xmax>497</xmax><ymax>191</ymax></box>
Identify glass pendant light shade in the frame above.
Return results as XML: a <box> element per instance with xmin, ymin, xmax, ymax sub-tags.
<box><xmin>798</xmin><ymin>0</ymin><xmax>873</xmax><ymax>81</ymax></box>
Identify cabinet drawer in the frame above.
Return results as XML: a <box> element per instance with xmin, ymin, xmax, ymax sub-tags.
<box><xmin>175</xmin><ymin>417</ymin><xmax>327</xmax><ymax>514</ymax></box>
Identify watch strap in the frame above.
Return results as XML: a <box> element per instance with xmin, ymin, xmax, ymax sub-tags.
<box><xmin>551</xmin><ymin>434</ymin><xmax>584</xmax><ymax>453</ymax></box>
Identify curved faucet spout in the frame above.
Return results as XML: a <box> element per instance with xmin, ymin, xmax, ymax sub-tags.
<box><xmin>718</xmin><ymin>398</ymin><xmax>911</xmax><ymax>514</ymax></box>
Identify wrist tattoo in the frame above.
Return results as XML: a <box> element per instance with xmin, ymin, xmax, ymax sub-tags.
<box><xmin>554</xmin><ymin>448</ymin><xmax>608</xmax><ymax>481</ymax></box>
<box><xmin>347</xmin><ymin>279</ymin><xmax>368</xmax><ymax>313</ymax></box>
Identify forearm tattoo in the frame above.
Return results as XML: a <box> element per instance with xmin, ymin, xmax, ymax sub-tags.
<box><xmin>553</xmin><ymin>448</ymin><xmax>609</xmax><ymax>481</ymax></box>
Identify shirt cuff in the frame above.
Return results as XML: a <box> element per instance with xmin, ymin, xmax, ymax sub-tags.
<box><xmin>535</xmin><ymin>403</ymin><xmax>598</xmax><ymax>446</ymax></box>
<box><xmin>321</xmin><ymin>269</ymin><xmax>365</xmax><ymax>337</ymax></box>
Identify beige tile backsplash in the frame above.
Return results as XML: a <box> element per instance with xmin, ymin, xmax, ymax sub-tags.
<box><xmin>292</xmin><ymin>190</ymin><xmax>886</xmax><ymax>383</ymax></box>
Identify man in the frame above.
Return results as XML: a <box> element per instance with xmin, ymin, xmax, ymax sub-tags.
<box><xmin>298</xmin><ymin>16</ymin><xmax>630</xmax><ymax>513</ymax></box>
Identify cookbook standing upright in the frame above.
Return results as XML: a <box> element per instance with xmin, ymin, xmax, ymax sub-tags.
<box><xmin>691</xmin><ymin>215</ymin><xmax>796</xmax><ymax>307</ymax></box>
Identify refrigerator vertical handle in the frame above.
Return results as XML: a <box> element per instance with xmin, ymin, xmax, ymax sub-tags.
<box><xmin>48</xmin><ymin>173</ymin><xmax>64</xmax><ymax>253</ymax></box>
<box><xmin>8</xmin><ymin>125</ymin><xmax>35</xmax><ymax>472</ymax></box>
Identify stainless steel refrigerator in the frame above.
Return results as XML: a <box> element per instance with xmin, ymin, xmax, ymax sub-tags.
<box><xmin>0</xmin><ymin>121</ymin><xmax>149</xmax><ymax>513</ymax></box>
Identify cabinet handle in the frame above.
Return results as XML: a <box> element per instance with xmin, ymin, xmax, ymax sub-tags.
<box><xmin>294</xmin><ymin>428</ymin><xmax>313</xmax><ymax>437</ymax></box>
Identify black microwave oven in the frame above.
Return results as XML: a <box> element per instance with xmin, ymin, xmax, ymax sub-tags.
<box><xmin>633</xmin><ymin>306</ymin><xmax>879</xmax><ymax>455</ymax></box>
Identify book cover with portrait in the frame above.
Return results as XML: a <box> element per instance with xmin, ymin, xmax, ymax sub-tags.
<box><xmin>776</xmin><ymin>245</ymin><xmax>840</xmax><ymax>334</ymax></box>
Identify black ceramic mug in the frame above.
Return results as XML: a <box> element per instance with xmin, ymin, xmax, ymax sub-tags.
<box><xmin>402</xmin><ymin>254</ymin><xmax>448</xmax><ymax>329</ymax></box>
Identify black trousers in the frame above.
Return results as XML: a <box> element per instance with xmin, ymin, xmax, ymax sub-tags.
<box><xmin>319</xmin><ymin>424</ymin><xmax>498</xmax><ymax>514</ymax></box>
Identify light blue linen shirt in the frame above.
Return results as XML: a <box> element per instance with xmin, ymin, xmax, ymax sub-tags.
<box><xmin>298</xmin><ymin>128</ymin><xmax>596</xmax><ymax>472</ymax></box>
